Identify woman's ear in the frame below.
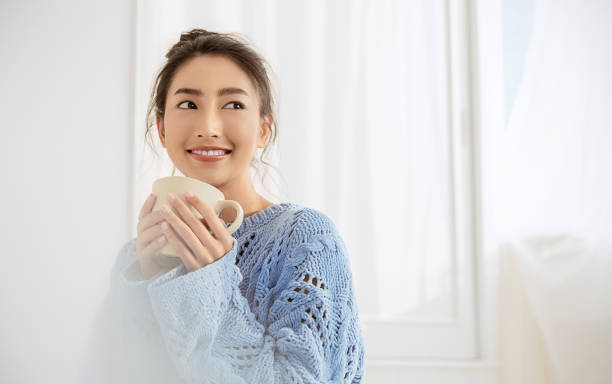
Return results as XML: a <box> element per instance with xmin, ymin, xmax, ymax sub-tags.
<box><xmin>156</xmin><ymin>116</ymin><xmax>166</xmax><ymax>148</ymax></box>
<box><xmin>256</xmin><ymin>115</ymin><xmax>273</xmax><ymax>148</ymax></box>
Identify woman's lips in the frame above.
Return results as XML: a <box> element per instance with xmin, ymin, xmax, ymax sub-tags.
<box><xmin>187</xmin><ymin>150</ymin><xmax>231</xmax><ymax>162</ymax></box>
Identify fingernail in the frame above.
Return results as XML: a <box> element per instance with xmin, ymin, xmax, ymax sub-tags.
<box><xmin>185</xmin><ymin>191</ymin><xmax>194</xmax><ymax>199</ymax></box>
<box><xmin>158</xmin><ymin>235</ymin><xmax>166</xmax><ymax>243</ymax></box>
<box><xmin>167</xmin><ymin>192</ymin><xmax>176</xmax><ymax>201</ymax></box>
<box><xmin>161</xmin><ymin>222</ymin><xmax>169</xmax><ymax>230</ymax></box>
<box><xmin>162</xmin><ymin>206</ymin><xmax>171</xmax><ymax>214</ymax></box>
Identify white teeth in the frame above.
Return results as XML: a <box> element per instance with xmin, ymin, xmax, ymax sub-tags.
<box><xmin>192</xmin><ymin>150</ymin><xmax>227</xmax><ymax>156</ymax></box>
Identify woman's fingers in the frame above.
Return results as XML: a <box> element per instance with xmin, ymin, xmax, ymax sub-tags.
<box><xmin>137</xmin><ymin>209</ymin><xmax>165</xmax><ymax>234</ymax></box>
<box><xmin>138</xmin><ymin>194</ymin><xmax>156</xmax><ymax>221</ymax></box>
<box><xmin>136</xmin><ymin>194</ymin><xmax>170</xmax><ymax>278</ymax></box>
<box><xmin>137</xmin><ymin>221</ymin><xmax>165</xmax><ymax>261</ymax></box>
<box><xmin>167</xmin><ymin>193</ymin><xmax>216</xmax><ymax>249</ymax></box>
<box><xmin>160</xmin><ymin>223</ymin><xmax>203</xmax><ymax>272</ymax></box>
<box><xmin>140</xmin><ymin>233</ymin><xmax>167</xmax><ymax>261</ymax></box>
<box><xmin>161</xmin><ymin>206</ymin><xmax>215</xmax><ymax>265</ymax></box>
<box><xmin>185</xmin><ymin>193</ymin><xmax>234</xmax><ymax>252</ymax></box>
<box><xmin>138</xmin><ymin>234</ymin><xmax>167</xmax><ymax>279</ymax></box>
<box><xmin>138</xmin><ymin>192</ymin><xmax>233</xmax><ymax>274</ymax></box>
<box><xmin>139</xmin><ymin>223</ymin><xmax>165</xmax><ymax>249</ymax></box>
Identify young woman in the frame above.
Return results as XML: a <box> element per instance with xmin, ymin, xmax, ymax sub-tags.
<box><xmin>84</xmin><ymin>29</ymin><xmax>364</xmax><ymax>383</ymax></box>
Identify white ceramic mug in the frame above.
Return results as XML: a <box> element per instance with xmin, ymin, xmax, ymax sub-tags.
<box><xmin>151</xmin><ymin>176</ymin><xmax>244</xmax><ymax>269</ymax></box>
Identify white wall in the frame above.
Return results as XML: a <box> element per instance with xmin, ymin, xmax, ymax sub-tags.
<box><xmin>0</xmin><ymin>1</ymin><xmax>133</xmax><ymax>382</ymax></box>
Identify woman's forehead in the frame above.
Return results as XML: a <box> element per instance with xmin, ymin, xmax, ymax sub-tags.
<box><xmin>169</xmin><ymin>55</ymin><xmax>257</xmax><ymax>96</ymax></box>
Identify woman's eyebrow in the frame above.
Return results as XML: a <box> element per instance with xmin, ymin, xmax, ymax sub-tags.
<box><xmin>218</xmin><ymin>87</ymin><xmax>249</xmax><ymax>97</ymax></box>
<box><xmin>174</xmin><ymin>87</ymin><xmax>202</xmax><ymax>96</ymax></box>
<box><xmin>173</xmin><ymin>87</ymin><xmax>249</xmax><ymax>97</ymax></box>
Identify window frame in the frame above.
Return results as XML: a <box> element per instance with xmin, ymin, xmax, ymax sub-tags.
<box><xmin>361</xmin><ymin>0</ymin><xmax>481</xmax><ymax>360</ymax></box>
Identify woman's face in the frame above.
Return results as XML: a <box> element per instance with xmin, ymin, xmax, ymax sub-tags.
<box><xmin>158</xmin><ymin>54</ymin><xmax>269</xmax><ymax>188</ymax></box>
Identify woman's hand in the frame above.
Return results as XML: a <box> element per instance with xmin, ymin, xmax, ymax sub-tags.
<box><xmin>159</xmin><ymin>192</ymin><xmax>234</xmax><ymax>273</ymax></box>
<box><xmin>136</xmin><ymin>194</ymin><xmax>168</xmax><ymax>279</ymax></box>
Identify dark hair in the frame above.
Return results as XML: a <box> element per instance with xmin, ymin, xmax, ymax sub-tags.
<box><xmin>145</xmin><ymin>29</ymin><xmax>279</xmax><ymax>188</ymax></box>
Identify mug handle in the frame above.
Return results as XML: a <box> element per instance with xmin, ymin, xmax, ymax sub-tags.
<box><xmin>214</xmin><ymin>200</ymin><xmax>244</xmax><ymax>234</ymax></box>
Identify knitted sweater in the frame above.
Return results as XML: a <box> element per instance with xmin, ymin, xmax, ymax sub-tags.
<box><xmin>80</xmin><ymin>203</ymin><xmax>365</xmax><ymax>383</ymax></box>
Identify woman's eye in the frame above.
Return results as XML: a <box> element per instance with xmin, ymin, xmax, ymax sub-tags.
<box><xmin>178</xmin><ymin>101</ymin><xmax>197</xmax><ymax>109</ymax></box>
<box><xmin>223</xmin><ymin>102</ymin><xmax>244</xmax><ymax>110</ymax></box>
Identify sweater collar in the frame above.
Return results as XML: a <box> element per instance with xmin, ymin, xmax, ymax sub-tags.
<box><xmin>232</xmin><ymin>202</ymin><xmax>299</xmax><ymax>238</ymax></box>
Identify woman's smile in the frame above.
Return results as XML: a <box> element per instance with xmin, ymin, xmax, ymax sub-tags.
<box><xmin>187</xmin><ymin>148</ymin><xmax>232</xmax><ymax>162</ymax></box>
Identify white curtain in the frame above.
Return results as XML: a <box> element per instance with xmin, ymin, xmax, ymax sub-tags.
<box><xmin>497</xmin><ymin>0</ymin><xmax>612</xmax><ymax>382</ymax></box>
<box><xmin>135</xmin><ymin>0</ymin><xmax>454</xmax><ymax>321</ymax></box>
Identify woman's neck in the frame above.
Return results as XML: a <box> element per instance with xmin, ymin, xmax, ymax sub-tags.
<box><xmin>216</xmin><ymin>173</ymin><xmax>273</xmax><ymax>222</ymax></box>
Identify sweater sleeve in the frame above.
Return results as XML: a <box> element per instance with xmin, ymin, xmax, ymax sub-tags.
<box><xmin>77</xmin><ymin>240</ymin><xmax>183</xmax><ymax>384</ymax></box>
<box><xmin>146</xmin><ymin>210</ymin><xmax>365</xmax><ymax>383</ymax></box>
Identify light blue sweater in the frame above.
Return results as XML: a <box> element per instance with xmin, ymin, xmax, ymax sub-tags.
<box><xmin>81</xmin><ymin>203</ymin><xmax>365</xmax><ymax>383</ymax></box>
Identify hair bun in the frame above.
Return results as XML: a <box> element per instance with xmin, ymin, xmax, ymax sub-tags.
<box><xmin>179</xmin><ymin>29</ymin><xmax>216</xmax><ymax>42</ymax></box>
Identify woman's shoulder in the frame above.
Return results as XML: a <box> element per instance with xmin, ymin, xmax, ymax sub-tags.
<box><xmin>270</xmin><ymin>203</ymin><xmax>339</xmax><ymax>235</ymax></box>
<box><xmin>243</xmin><ymin>202</ymin><xmax>342</xmax><ymax>251</ymax></box>
<box><xmin>274</xmin><ymin>205</ymin><xmax>353</xmax><ymax>291</ymax></box>
<box><xmin>238</xmin><ymin>202</ymin><xmax>338</xmax><ymax>237</ymax></box>
<box><xmin>269</xmin><ymin>204</ymin><xmax>347</xmax><ymax>258</ymax></box>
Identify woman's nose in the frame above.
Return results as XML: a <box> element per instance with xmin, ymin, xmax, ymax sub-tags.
<box><xmin>197</xmin><ymin>110</ymin><xmax>222</xmax><ymax>137</ymax></box>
